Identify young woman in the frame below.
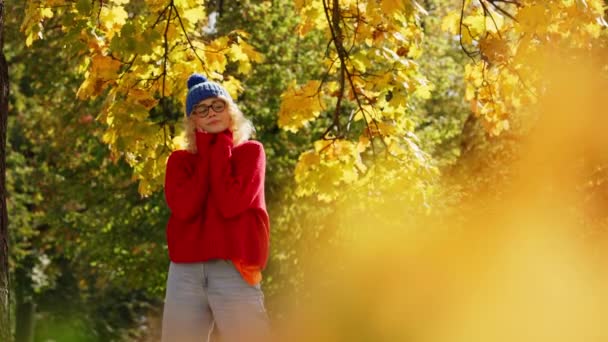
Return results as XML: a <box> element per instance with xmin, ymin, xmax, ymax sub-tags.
<box><xmin>161</xmin><ymin>73</ymin><xmax>271</xmax><ymax>342</ymax></box>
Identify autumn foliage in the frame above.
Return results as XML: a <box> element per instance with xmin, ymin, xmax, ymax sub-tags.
<box><xmin>8</xmin><ymin>0</ymin><xmax>608</xmax><ymax>340</ymax></box>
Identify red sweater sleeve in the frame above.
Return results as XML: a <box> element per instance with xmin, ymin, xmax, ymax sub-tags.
<box><xmin>164</xmin><ymin>133</ymin><xmax>212</xmax><ymax>221</ymax></box>
<box><xmin>210</xmin><ymin>137</ymin><xmax>265</xmax><ymax>219</ymax></box>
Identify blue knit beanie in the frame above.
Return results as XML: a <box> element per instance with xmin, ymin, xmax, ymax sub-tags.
<box><xmin>185</xmin><ymin>73</ymin><xmax>232</xmax><ymax>116</ymax></box>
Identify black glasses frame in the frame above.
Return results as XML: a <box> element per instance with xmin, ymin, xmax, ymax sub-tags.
<box><xmin>192</xmin><ymin>99</ymin><xmax>226</xmax><ymax>118</ymax></box>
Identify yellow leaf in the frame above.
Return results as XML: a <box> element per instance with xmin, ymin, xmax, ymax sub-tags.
<box><xmin>353</xmin><ymin>111</ymin><xmax>364</xmax><ymax>122</ymax></box>
<box><xmin>238</xmin><ymin>61</ymin><xmax>252</xmax><ymax>75</ymax></box>
<box><xmin>479</xmin><ymin>35</ymin><xmax>509</xmax><ymax>64</ymax></box>
<box><xmin>407</xmin><ymin>44</ymin><xmax>423</xmax><ymax>59</ymax></box>
<box><xmin>294</xmin><ymin>150</ymin><xmax>320</xmax><ymax>184</ymax></box>
<box><xmin>231</xmin><ymin>29</ymin><xmax>251</xmax><ymax>39</ymax></box>
<box><xmin>92</xmin><ymin>55</ymin><xmax>122</xmax><ymax>80</ymax></box>
<box><xmin>463</xmin><ymin>13</ymin><xmax>485</xmax><ymax>38</ymax></box>
<box><xmin>173</xmin><ymin>0</ymin><xmax>192</xmax><ymax>7</ymax></box>
<box><xmin>278</xmin><ymin>80</ymin><xmax>324</xmax><ymax>132</ymax></box>
<box><xmin>389</xmin><ymin>89</ymin><xmax>408</xmax><ymax>109</ymax></box>
<box><xmin>100</xmin><ymin>5</ymin><xmax>128</xmax><ymax>35</ymax></box>
<box><xmin>222</xmin><ymin>76</ymin><xmax>243</xmax><ymax>99</ymax></box>
<box><xmin>102</xmin><ymin>129</ymin><xmax>117</xmax><ymax>145</ymax></box>
<box><xmin>583</xmin><ymin>22</ymin><xmax>601</xmax><ymax>38</ymax></box>
<box><xmin>485</xmin><ymin>9</ymin><xmax>504</xmax><ymax>33</ymax></box>
<box><xmin>240</xmin><ymin>40</ymin><xmax>265</xmax><ymax>63</ymax></box>
<box><xmin>460</xmin><ymin>25</ymin><xmax>474</xmax><ymax>45</ymax></box>
<box><xmin>298</xmin><ymin>18</ymin><xmax>316</xmax><ymax>37</ymax></box>
<box><xmin>182</xmin><ymin>6</ymin><xmax>206</xmax><ymax>25</ymax></box>
<box><xmin>441</xmin><ymin>11</ymin><xmax>461</xmax><ymax>35</ymax></box>
<box><xmin>205</xmin><ymin>37</ymin><xmax>229</xmax><ymax>72</ymax></box>
<box><xmin>358</xmin><ymin>135</ymin><xmax>370</xmax><ymax>152</ymax></box>
<box><xmin>25</xmin><ymin>32</ymin><xmax>35</xmax><ymax>47</ymax></box>
<box><xmin>228</xmin><ymin>43</ymin><xmax>248</xmax><ymax>62</ymax></box>
<box><xmin>381</xmin><ymin>0</ymin><xmax>405</xmax><ymax>15</ymax></box>
<box><xmin>351</xmin><ymin>52</ymin><xmax>369</xmax><ymax>73</ymax></box>
<box><xmin>41</xmin><ymin>8</ymin><xmax>54</xmax><ymax>19</ymax></box>
<box><xmin>516</xmin><ymin>4</ymin><xmax>549</xmax><ymax>34</ymax></box>
<box><xmin>294</xmin><ymin>0</ymin><xmax>307</xmax><ymax>11</ymax></box>
<box><xmin>296</xmin><ymin>3</ymin><xmax>326</xmax><ymax>36</ymax></box>
<box><xmin>314</xmin><ymin>140</ymin><xmax>333</xmax><ymax>153</ymax></box>
<box><xmin>464</xmin><ymin>63</ymin><xmax>484</xmax><ymax>88</ymax></box>
<box><xmin>377</xmin><ymin>122</ymin><xmax>398</xmax><ymax>136</ymax></box>
<box><xmin>130</xmin><ymin>89</ymin><xmax>158</xmax><ymax>110</ymax></box>
<box><xmin>228</xmin><ymin>40</ymin><xmax>261</xmax><ymax>75</ymax></box>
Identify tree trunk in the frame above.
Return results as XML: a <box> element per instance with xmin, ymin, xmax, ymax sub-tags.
<box><xmin>0</xmin><ymin>0</ymin><xmax>12</xmax><ymax>340</ymax></box>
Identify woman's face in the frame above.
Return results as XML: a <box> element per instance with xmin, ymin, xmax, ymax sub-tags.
<box><xmin>191</xmin><ymin>97</ymin><xmax>232</xmax><ymax>133</ymax></box>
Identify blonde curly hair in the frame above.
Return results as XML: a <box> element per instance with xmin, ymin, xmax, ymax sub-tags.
<box><xmin>184</xmin><ymin>96</ymin><xmax>255</xmax><ymax>153</ymax></box>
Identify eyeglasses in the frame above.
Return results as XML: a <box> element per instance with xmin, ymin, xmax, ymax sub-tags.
<box><xmin>191</xmin><ymin>99</ymin><xmax>226</xmax><ymax>118</ymax></box>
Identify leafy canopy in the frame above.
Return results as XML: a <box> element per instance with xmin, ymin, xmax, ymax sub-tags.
<box><xmin>21</xmin><ymin>0</ymin><xmax>264</xmax><ymax>195</ymax></box>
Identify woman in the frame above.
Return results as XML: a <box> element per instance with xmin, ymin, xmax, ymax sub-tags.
<box><xmin>161</xmin><ymin>73</ymin><xmax>271</xmax><ymax>342</ymax></box>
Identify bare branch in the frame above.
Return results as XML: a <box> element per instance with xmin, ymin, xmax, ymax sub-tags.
<box><xmin>322</xmin><ymin>0</ymin><xmax>379</xmax><ymax>144</ymax></box>
<box><xmin>459</xmin><ymin>0</ymin><xmax>479</xmax><ymax>62</ymax></box>
<box><xmin>479</xmin><ymin>0</ymin><xmax>504</xmax><ymax>40</ymax></box>
<box><xmin>173</xmin><ymin>3</ymin><xmax>208</xmax><ymax>72</ymax></box>
<box><xmin>322</xmin><ymin>0</ymin><xmax>344</xmax><ymax>137</ymax></box>
<box><xmin>161</xmin><ymin>3</ymin><xmax>172</xmax><ymax>99</ymax></box>
<box><xmin>151</xmin><ymin>3</ymin><xmax>172</xmax><ymax>28</ymax></box>
<box><xmin>485</xmin><ymin>0</ymin><xmax>518</xmax><ymax>22</ymax></box>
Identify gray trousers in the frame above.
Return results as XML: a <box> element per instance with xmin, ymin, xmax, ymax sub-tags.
<box><xmin>161</xmin><ymin>260</ymin><xmax>271</xmax><ymax>342</ymax></box>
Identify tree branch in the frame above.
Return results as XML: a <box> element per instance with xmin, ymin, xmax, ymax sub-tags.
<box><xmin>173</xmin><ymin>3</ymin><xmax>207</xmax><ymax>72</ymax></box>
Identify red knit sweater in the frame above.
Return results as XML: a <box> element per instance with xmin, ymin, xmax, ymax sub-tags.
<box><xmin>164</xmin><ymin>130</ymin><xmax>270</xmax><ymax>273</ymax></box>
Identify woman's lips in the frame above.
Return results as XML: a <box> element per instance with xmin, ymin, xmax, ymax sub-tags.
<box><xmin>207</xmin><ymin>119</ymin><xmax>220</xmax><ymax>124</ymax></box>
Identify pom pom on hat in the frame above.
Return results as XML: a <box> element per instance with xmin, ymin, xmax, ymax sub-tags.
<box><xmin>185</xmin><ymin>73</ymin><xmax>232</xmax><ymax>116</ymax></box>
<box><xmin>187</xmin><ymin>73</ymin><xmax>208</xmax><ymax>89</ymax></box>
